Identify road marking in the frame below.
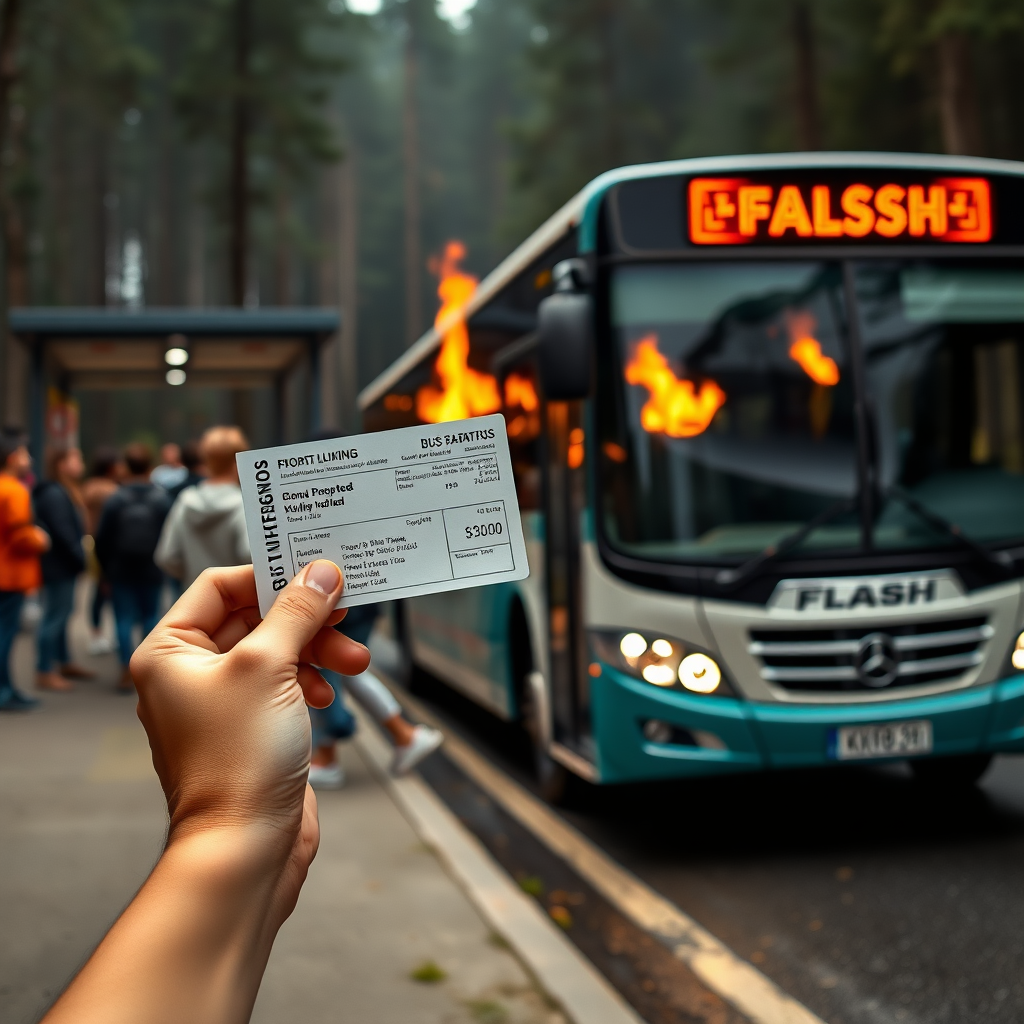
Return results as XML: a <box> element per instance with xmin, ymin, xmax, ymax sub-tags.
<box><xmin>393</xmin><ymin>684</ymin><xmax>827</xmax><ymax>1024</ymax></box>
<box><xmin>88</xmin><ymin>726</ymin><xmax>155</xmax><ymax>782</ymax></box>
<box><xmin>352</xmin><ymin>708</ymin><xmax>643</xmax><ymax>1024</ymax></box>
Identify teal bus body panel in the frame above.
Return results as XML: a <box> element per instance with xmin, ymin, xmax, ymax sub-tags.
<box><xmin>591</xmin><ymin>665</ymin><xmax>1024</xmax><ymax>784</ymax></box>
<box><xmin>986</xmin><ymin>677</ymin><xmax>1024</xmax><ymax>751</ymax></box>
<box><xmin>408</xmin><ymin>582</ymin><xmax>519</xmax><ymax>715</ymax></box>
<box><xmin>591</xmin><ymin>671</ymin><xmax>765</xmax><ymax>783</ymax></box>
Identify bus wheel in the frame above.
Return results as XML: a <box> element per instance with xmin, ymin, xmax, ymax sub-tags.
<box><xmin>521</xmin><ymin>669</ymin><xmax>570</xmax><ymax>804</ymax></box>
<box><xmin>910</xmin><ymin>753</ymin><xmax>993</xmax><ymax>788</ymax></box>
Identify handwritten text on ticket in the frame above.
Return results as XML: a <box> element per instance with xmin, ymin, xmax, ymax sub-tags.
<box><xmin>237</xmin><ymin>414</ymin><xmax>529</xmax><ymax>615</ymax></box>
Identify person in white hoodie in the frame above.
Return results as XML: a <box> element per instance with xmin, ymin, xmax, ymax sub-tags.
<box><xmin>155</xmin><ymin>426</ymin><xmax>251</xmax><ymax>588</ymax></box>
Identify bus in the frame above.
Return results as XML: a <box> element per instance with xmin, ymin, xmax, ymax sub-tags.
<box><xmin>360</xmin><ymin>153</ymin><xmax>1024</xmax><ymax>798</ymax></box>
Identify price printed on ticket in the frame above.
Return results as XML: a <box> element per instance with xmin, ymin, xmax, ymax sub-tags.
<box><xmin>237</xmin><ymin>414</ymin><xmax>530</xmax><ymax>615</ymax></box>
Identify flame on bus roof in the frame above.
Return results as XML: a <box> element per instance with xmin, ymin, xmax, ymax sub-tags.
<box><xmin>625</xmin><ymin>335</ymin><xmax>726</xmax><ymax>438</ymax></box>
<box><xmin>416</xmin><ymin>241</ymin><xmax>501</xmax><ymax>424</ymax></box>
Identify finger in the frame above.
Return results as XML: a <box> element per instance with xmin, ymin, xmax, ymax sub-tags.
<box><xmin>210</xmin><ymin>607</ymin><xmax>263</xmax><ymax>653</ymax></box>
<box><xmin>298</xmin><ymin>664</ymin><xmax>335</xmax><ymax>708</ymax></box>
<box><xmin>160</xmin><ymin>566</ymin><xmax>259</xmax><ymax>639</ymax></box>
<box><xmin>327</xmin><ymin>609</ymin><xmax>347</xmax><ymax>628</ymax></box>
<box><xmin>238</xmin><ymin>560</ymin><xmax>343</xmax><ymax>666</ymax></box>
<box><xmin>303</xmin><ymin>628</ymin><xmax>371</xmax><ymax>677</ymax></box>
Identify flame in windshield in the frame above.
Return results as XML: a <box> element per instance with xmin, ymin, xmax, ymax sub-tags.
<box><xmin>787</xmin><ymin>311</ymin><xmax>839</xmax><ymax>386</ymax></box>
<box><xmin>625</xmin><ymin>335</ymin><xmax>726</xmax><ymax>438</ymax></box>
<box><xmin>416</xmin><ymin>241</ymin><xmax>501</xmax><ymax>423</ymax></box>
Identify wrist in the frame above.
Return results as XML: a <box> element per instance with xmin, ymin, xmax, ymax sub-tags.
<box><xmin>163</xmin><ymin>821</ymin><xmax>294</xmax><ymax>897</ymax></box>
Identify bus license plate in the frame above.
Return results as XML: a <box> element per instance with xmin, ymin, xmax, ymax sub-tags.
<box><xmin>830</xmin><ymin>720</ymin><xmax>933</xmax><ymax>760</ymax></box>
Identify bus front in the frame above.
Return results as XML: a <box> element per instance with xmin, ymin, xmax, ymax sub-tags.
<box><xmin>577</xmin><ymin>158</ymin><xmax>1024</xmax><ymax>785</ymax></box>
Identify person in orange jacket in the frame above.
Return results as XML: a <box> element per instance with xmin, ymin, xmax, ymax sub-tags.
<box><xmin>0</xmin><ymin>427</ymin><xmax>50</xmax><ymax>711</ymax></box>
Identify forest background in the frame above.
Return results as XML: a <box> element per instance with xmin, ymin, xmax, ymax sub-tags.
<box><xmin>1</xmin><ymin>0</ymin><xmax>1022</xmax><ymax>423</ymax></box>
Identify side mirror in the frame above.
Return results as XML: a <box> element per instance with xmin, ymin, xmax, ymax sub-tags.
<box><xmin>537</xmin><ymin>292</ymin><xmax>593</xmax><ymax>401</ymax></box>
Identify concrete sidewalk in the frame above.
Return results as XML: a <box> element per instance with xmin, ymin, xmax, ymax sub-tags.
<box><xmin>0</xmin><ymin>601</ymin><xmax>562</xmax><ymax>1024</ymax></box>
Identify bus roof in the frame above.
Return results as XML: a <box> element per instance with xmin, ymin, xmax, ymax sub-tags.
<box><xmin>358</xmin><ymin>151</ymin><xmax>1024</xmax><ymax>411</ymax></box>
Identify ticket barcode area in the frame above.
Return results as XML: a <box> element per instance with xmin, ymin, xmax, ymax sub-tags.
<box><xmin>288</xmin><ymin>500</ymin><xmax>514</xmax><ymax>597</ymax></box>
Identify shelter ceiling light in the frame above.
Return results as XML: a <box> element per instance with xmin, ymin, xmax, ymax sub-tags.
<box><xmin>165</xmin><ymin>347</ymin><xmax>188</xmax><ymax>367</ymax></box>
<box><xmin>166</xmin><ymin>368</ymin><xmax>186</xmax><ymax>386</ymax></box>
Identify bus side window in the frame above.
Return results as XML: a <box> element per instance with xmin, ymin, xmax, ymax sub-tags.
<box><xmin>502</xmin><ymin>363</ymin><xmax>542</xmax><ymax>511</ymax></box>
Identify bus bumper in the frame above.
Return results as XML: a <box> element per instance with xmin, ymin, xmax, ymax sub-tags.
<box><xmin>591</xmin><ymin>670</ymin><xmax>1024</xmax><ymax>784</ymax></box>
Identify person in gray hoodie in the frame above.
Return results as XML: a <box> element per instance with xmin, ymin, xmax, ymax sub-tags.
<box><xmin>155</xmin><ymin>426</ymin><xmax>251</xmax><ymax>589</ymax></box>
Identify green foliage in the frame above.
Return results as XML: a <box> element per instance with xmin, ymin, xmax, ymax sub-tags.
<box><xmin>11</xmin><ymin>0</ymin><xmax>1024</xmax><ymax>388</ymax></box>
<box><xmin>465</xmin><ymin>999</ymin><xmax>508</xmax><ymax>1024</ymax></box>
<box><xmin>409</xmin><ymin>959</ymin><xmax>447</xmax><ymax>983</ymax></box>
<box><xmin>516</xmin><ymin>874</ymin><xmax>544</xmax><ymax>897</ymax></box>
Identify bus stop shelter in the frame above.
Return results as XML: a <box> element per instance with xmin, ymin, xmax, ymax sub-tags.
<box><xmin>7</xmin><ymin>307</ymin><xmax>339</xmax><ymax>462</ymax></box>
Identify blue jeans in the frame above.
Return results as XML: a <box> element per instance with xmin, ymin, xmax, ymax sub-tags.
<box><xmin>91</xmin><ymin>577</ymin><xmax>110</xmax><ymax>630</ymax></box>
<box><xmin>0</xmin><ymin>590</ymin><xmax>24</xmax><ymax>698</ymax></box>
<box><xmin>310</xmin><ymin>670</ymin><xmax>357</xmax><ymax>749</ymax></box>
<box><xmin>110</xmin><ymin>582</ymin><xmax>161</xmax><ymax>666</ymax></box>
<box><xmin>38</xmin><ymin>579</ymin><xmax>76</xmax><ymax>672</ymax></box>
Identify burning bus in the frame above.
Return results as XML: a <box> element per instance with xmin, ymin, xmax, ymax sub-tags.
<box><xmin>360</xmin><ymin>153</ymin><xmax>1024</xmax><ymax>798</ymax></box>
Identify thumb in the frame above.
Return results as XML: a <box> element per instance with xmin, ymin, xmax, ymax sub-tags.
<box><xmin>247</xmin><ymin>559</ymin><xmax>343</xmax><ymax>664</ymax></box>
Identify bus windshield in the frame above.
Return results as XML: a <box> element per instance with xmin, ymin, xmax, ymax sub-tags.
<box><xmin>601</xmin><ymin>258</ymin><xmax>1024</xmax><ymax>563</ymax></box>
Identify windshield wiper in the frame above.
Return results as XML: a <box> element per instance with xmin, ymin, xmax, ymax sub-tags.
<box><xmin>714</xmin><ymin>497</ymin><xmax>857</xmax><ymax>590</ymax></box>
<box><xmin>883</xmin><ymin>484</ymin><xmax>1014</xmax><ymax>573</ymax></box>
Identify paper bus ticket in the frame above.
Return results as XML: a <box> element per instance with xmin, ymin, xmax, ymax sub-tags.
<box><xmin>236</xmin><ymin>414</ymin><xmax>530</xmax><ymax>616</ymax></box>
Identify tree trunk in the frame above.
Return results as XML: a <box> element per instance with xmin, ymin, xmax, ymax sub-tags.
<box><xmin>937</xmin><ymin>31</ymin><xmax>983</xmax><ymax>156</ymax></box>
<box><xmin>598</xmin><ymin>0</ymin><xmax>617</xmax><ymax>167</ymax></box>
<box><xmin>791</xmin><ymin>0</ymin><xmax>821</xmax><ymax>150</ymax></box>
<box><xmin>94</xmin><ymin>129</ymin><xmax>109</xmax><ymax>305</ymax></box>
<box><xmin>229</xmin><ymin>0</ymin><xmax>251</xmax><ymax>306</ymax></box>
<box><xmin>273</xmin><ymin>180</ymin><xmax>290</xmax><ymax>305</ymax></box>
<box><xmin>187</xmin><ymin>155</ymin><xmax>205</xmax><ymax>307</ymax></box>
<box><xmin>402</xmin><ymin>26</ymin><xmax>421</xmax><ymax>346</ymax></box>
<box><xmin>337</xmin><ymin>150</ymin><xmax>358</xmax><ymax>431</ymax></box>
<box><xmin>0</xmin><ymin>0</ymin><xmax>23</xmax><ymax>415</ymax></box>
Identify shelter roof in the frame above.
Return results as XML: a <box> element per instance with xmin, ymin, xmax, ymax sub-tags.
<box><xmin>9</xmin><ymin>307</ymin><xmax>339</xmax><ymax>390</ymax></box>
<box><xmin>9</xmin><ymin>307</ymin><xmax>338</xmax><ymax>337</ymax></box>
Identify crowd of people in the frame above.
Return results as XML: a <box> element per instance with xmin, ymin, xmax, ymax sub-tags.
<box><xmin>0</xmin><ymin>424</ymin><xmax>440</xmax><ymax>781</ymax></box>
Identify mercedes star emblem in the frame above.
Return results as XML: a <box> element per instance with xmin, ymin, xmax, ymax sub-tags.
<box><xmin>855</xmin><ymin>632</ymin><xmax>900</xmax><ymax>688</ymax></box>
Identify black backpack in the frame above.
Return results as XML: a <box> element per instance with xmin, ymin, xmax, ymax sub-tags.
<box><xmin>116</xmin><ymin>486</ymin><xmax>166</xmax><ymax>558</ymax></box>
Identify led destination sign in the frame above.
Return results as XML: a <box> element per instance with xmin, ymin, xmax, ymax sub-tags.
<box><xmin>688</xmin><ymin>175</ymin><xmax>992</xmax><ymax>245</ymax></box>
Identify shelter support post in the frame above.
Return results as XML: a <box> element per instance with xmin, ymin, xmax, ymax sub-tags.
<box><xmin>29</xmin><ymin>337</ymin><xmax>45</xmax><ymax>469</ymax></box>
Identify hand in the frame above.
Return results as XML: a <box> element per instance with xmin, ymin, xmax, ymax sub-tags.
<box><xmin>131</xmin><ymin>560</ymin><xmax>369</xmax><ymax>919</ymax></box>
<box><xmin>42</xmin><ymin>561</ymin><xmax>371</xmax><ymax>1024</ymax></box>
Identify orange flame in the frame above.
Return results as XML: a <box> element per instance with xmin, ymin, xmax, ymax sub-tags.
<box><xmin>504</xmin><ymin>372</ymin><xmax>538</xmax><ymax>412</ymax></box>
<box><xmin>416</xmin><ymin>241</ymin><xmax>501</xmax><ymax>424</ymax></box>
<box><xmin>624</xmin><ymin>334</ymin><xmax>726</xmax><ymax>438</ymax></box>
<box><xmin>503</xmin><ymin>372</ymin><xmax>540</xmax><ymax>440</ymax></box>
<box><xmin>787</xmin><ymin>311</ymin><xmax>839</xmax><ymax>386</ymax></box>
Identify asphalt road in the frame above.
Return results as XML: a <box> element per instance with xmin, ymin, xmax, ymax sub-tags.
<box><xmin>401</xmin><ymin>668</ymin><xmax>1024</xmax><ymax>1024</ymax></box>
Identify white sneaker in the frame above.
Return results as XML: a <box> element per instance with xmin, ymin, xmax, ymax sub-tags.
<box><xmin>390</xmin><ymin>725</ymin><xmax>444</xmax><ymax>776</ymax></box>
<box><xmin>308</xmin><ymin>762</ymin><xmax>345</xmax><ymax>789</ymax></box>
<box><xmin>88</xmin><ymin>636</ymin><xmax>114</xmax><ymax>655</ymax></box>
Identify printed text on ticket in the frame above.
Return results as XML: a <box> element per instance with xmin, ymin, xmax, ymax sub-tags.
<box><xmin>237</xmin><ymin>414</ymin><xmax>530</xmax><ymax>616</ymax></box>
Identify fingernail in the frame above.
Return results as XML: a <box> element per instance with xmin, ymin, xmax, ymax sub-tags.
<box><xmin>301</xmin><ymin>559</ymin><xmax>341</xmax><ymax>596</ymax></box>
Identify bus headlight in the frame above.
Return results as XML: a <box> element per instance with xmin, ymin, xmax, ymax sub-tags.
<box><xmin>679</xmin><ymin>653</ymin><xmax>721</xmax><ymax>693</ymax></box>
<box><xmin>1013</xmin><ymin>632</ymin><xmax>1024</xmax><ymax>670</ymax></box>
<box><xmin>590</xmin><ymin>630</ymin><xmax>732</xmax><ymax>696</ymax></box>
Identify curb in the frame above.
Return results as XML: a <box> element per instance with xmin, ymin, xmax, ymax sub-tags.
<box><xmin>392</xmin><ymin>685</ymin><xmax>827</xmax><ymax>1024</ymax></box>
<box><xmin>353</xmin><ymin>713</ymin><xmax>644</xmax><ymax>1024</ymax></box>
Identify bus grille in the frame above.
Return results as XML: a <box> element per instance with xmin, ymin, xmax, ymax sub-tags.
<box><xmin>748</xmin><ymin>616</ymin><xmax>993</xmax><ymax>693</ymax></box>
